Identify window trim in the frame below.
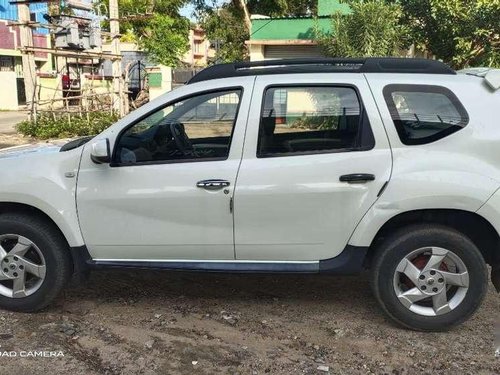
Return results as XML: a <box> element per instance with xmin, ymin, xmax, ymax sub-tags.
<box><xmin>110</xmin><ymin>86</ymin><xmax>244</xmax><ymax>167</ymax></box>
<box><xmin>383</xmin><ymin>84</ymin><xmax>469</xmax><ymax>146</ymax></box>
<box><xmin>256</xmin><ymin>84</ymin><xmax>375</xmax><ymax>159</ymax></box>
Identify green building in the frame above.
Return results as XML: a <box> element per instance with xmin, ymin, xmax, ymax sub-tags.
<box><xmin>246</xmin><ymin>0</ymin><xmax>350</xmax><ymax>61</ymax></box>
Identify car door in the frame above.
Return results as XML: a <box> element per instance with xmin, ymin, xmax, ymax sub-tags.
<box><xmin>233</xmin><ymin>74</ymin><xmax>392</xmax><ymax>261</ymax></box>
<box><xmin>76</xmin><ymin>77</ymin><xmax>254</xmax><ymax>261</ymax></box>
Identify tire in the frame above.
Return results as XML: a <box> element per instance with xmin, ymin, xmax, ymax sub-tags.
<box><xmin>371</xmin><ymin>224</ymin><xmax>488</xmax><ymax>331</ymax></box>
<box><xmin>0</xmin><ymin>213</ymin><xmax>72</xmax><ymax>312</ymax></box>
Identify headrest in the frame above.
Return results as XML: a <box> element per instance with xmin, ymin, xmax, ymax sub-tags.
<box><xmin>261</xmin><ymin>114</ymin><xmax>276</xmax><ymax>136</ymax></box>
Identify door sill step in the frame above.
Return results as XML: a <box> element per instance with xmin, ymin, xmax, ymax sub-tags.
<box><xmin>83</xmin><ymin>245</ymin><xmax>368</xmax><ymax>274</ymax></box>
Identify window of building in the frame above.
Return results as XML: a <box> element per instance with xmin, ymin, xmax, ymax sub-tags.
<box><xmin>0</xmin><ymin>56</ymin><xmax>14</xmax><ymax>72</ymax></box>
<box><xmin>193</xmin><ymin>41</ymin><xmax>201</xmax><ymax>54</ymax></box>
<box><xmin>257</xmin><ymin>86</ymin><xmax>374</xmax><ymax>157</ymax></box>
<box><xmin>114</xmin><ymin>89</ymin><xmax>242</xmax><ymax>165</ymax></box>
<box><xmin>383</xmin><ymin>84</ymin><xmax>469</xmax><ymax>145</ymax></box>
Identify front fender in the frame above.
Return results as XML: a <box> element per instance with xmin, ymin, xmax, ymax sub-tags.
<box><xmin>0</xmin><ymin>147</ymin><xmax>85</xmax><ymax>247</ymax></box>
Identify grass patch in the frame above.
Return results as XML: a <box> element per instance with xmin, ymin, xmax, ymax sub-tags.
<box><xmin>17</xmin><ymin>112</ymin><xmax>120</xmax><ymax>139</ymax></box>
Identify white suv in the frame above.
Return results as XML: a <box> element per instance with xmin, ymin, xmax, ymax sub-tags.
<box><xmin>0</xmin><ymin>58</ymin><xmax>499</xmax><ymax>331</ymax></box>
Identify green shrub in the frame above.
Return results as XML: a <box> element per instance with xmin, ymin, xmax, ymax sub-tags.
<box><xmin>17</xmin><ymin>112</ymin><xmax>120</xmax><ymax>139</ymax></box>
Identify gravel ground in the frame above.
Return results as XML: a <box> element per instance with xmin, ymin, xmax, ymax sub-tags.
<box><xmin>0</xmin><ymin>137</ymin><xmax>498</xmax><ymax>374</ymax></box>
<box><xmin>0</xmin><ymin>271</ymin><xmax>498</xmax><ymax>375</ymax></box>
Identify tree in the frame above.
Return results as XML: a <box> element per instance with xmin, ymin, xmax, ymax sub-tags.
<box><xmin>192</xmin><ymin>0</ymin><xmax>316</xmax><ymax>20</ymax></box>
<box><xmin>140</xmin><ymin>15</ymin><xmax>190</xmax><ymax>66</ymax></box>
<box><xmin>98</xmin><ymin>0</ymin><xmax>190</xmax><ymax>66</ymax></box>
<box><xmin>245</xmin><ymin>0</ymin><xmax>317</xmax><ymax>18</ymax></box>
<box><xmin>200</xmin><ymin>5</ymin><xmax>249</xmax><ymax>62</ymax></box>
<box><xmin>193</xmin><ymin>0</ymin><xmax>317</xmax><ymax>63</ymax></box>
<box><xmin>395</xmin><ymin>0</ymin><xmax>500</xmax><ymax>68</ymax></box>
<box><xmin>315</xmin><ymin>0</ymin><xmax>408</xmax><ymax>58</ymax></box>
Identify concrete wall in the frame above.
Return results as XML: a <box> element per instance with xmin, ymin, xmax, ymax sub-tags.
<box><xmin>148</xmin><ymin>66</ymin><xmax>173</xmax><ymax>100</ymax></box>
<box><xmin>0</xmin><ymin>71</ymin><xmax>18</xmax><ymax>110</ymax></box>
<box><xmin>248</xmin><ymin>44</ymin><xmax>265</xmax><ymax>61</ymax></box>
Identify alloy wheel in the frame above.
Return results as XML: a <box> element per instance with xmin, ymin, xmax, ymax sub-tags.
<box><xmin>0</xmin><ymin>234</ymin><xmax>46</xmax><ymax>298</ymax></box>
<box><xmin>393</xmin><ymin>247</ymin><xmax>469</xmax><ymax>317</ymax></box>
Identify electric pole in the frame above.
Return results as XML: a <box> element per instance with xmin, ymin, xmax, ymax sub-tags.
<box><xmin>109</xmin><ymin>0</ymin><xmax>124</xmax><ymax>116</ymax></box>
<box><xmin>18</xmin><ymin>2</ymin><xmax>37</xmax><ymax>112</ymax></box>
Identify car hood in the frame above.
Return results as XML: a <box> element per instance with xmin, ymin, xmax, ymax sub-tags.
<box><xmin>0</xmin><ymin>142</ymin><xmax>64</xmax><ymax>159</ymax></box>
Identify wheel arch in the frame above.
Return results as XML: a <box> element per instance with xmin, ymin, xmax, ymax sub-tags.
<box><xmin>363</xmin><ymin>209</ymin><xmax>500</xmax><ymax>269</ymax></box>
<box><xmin>0</xmin><ymin>202</ymin><xmax>79</xmax><ymax>249</ymax></box>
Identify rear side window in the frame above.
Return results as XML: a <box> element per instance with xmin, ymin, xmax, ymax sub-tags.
<box><xmin>257</xmin><ymin>86</ymin><xmax>374</xmax><ymax>157</ymax></box>
<box><xmin>383</xmin><ymin>84</ymin><xmax>469</xmax><ymax>145</ymax></box>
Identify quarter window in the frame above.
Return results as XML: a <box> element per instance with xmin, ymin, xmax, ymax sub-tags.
<box><xmin>383</xmin><ymin>84</ymin><xmax>469</xmax><ymax>145</ymax></box>
<box><xmin>114</xmin><ymin>89</ymin><xmax>241</xmax><ymax>164</ymax></box>
<box><xmin>257</xmin><ymin>86</ymin><xmax>374</xmax><ymax>157</ymax></box>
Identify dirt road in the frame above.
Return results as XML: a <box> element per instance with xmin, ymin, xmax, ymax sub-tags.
<box><xmin>0</xmin><ymin>270</ymin><xmax>498</xmax><ymax>375</ymax></box>
<box><xmin>0</xmin><ymin>134</ymin><xmax>32</xmax><ymax>149</ymax></box>
<box><xmin>0</xmin><ymin>111</ymin><xmax>27</xmax><ymax>135</ymax></box>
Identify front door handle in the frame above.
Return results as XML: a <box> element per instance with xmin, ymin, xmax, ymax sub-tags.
<box><xmin>196</xmin><ymin>179</ymin><xmax>230</xmax><ymax>190</ymax></box>
<box><xmin>339</xmin><ymin>173</ymin><xmax>375</xmax><ymax>183</ymax></box>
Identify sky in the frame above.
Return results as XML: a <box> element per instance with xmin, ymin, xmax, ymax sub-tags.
<box><xmin>180</xmin><ymin>4</ymin><xmax>196</xmax><ymax>20</ymax></box>
<box><xmin>180</xmin><ymin>1</ymin><xmax>228</xmax><ymax>21</ymax></box>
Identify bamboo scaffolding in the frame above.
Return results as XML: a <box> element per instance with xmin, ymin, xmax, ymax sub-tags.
<box><xmin>14</xmin><ymin>0</ymin><xmax>129</xmax><ymax>126</ymax></box>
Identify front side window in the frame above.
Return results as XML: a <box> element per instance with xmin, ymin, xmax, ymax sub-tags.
<box><xmin>114</xmin><ymin>89</ymin><xmax>242</xmax><ymax>164</ymax></box>
<box><xmin>383</xmin><ymin>84</ymin><xmax>469</xmax><ymax>145</ymax></box>
<box><xmin>257</xmin><ymin>86</ymin><xmax>374</xmax><ymax>157</ymax></box>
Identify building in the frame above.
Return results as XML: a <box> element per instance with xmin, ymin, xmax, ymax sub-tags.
<box><xmin>0</xmin><ymin>1</ymin><xmax>52</xmax><ymax>109</ymax></box>
<box><xmin>101</xmin><ymin>24</ymin><xmax>215</xmax><ymax>101</ymax></box>
<box><xmin>182</xmin><ymin>26</ymin><xmax>215</xmax><ymax>67</ymax></box>
<box><xmin>246</xmin><ymin>0</ymin><xmax>350</xmax><ymax>61</ymax></box>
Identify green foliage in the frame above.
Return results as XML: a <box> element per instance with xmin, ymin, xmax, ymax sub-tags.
<box><xmin>290</xmin><ymin>116</ymin><xmax>338</xmax><ymax>131</ymax></box>
<box><xmin>315</xmin><ymin>0</ymin><xmax>408</xmax><ymax>58</ymax></box>
<box><xmin>395</xmin><ymin>0</ymin><xmax>500</xmax><ymax>68</ymax></box>
<box><xmin>246</xmin><ymin>0</ymin><xmax>317</xmax><ymax>17</ymax></box>
<box><xmin>192</xmin><ymin>0</ymin><xmax>316</xmax><ymax>17</ymax></box>
<box><xmin>119</xmin><ymin>0</ymin><xmax>186</xmax><ymax>16</ymax></box>
<box><xmin>141</xmin><ymin>15</ymin><xmax>190</xmax><ymax>66</ymax></box>
<box><xmin>97</xmin><ymin>0</ymin><xmax>190</xmax><ymax>67</ymax></box>
<box><xmin>200</xmin><ymin>5</ymin><xmax>249</xmax><ymax>63</ymax></box>
<box><xmin>196</xmin><ymin>0</ymin><xmax>317</xmax><ymax>63</ymax></box>
<box><xmin>17</xmin><ymin>112</ymin><xmax>120</xmax><ymax>140</ymax></box>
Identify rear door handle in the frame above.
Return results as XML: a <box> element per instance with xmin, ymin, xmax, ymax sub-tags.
<box><xmin>196</xmin><ymin>179</ymin><xmax>230</xmax><ymax>190</ymax></box>
<box><xmin>339</xmin><ymin>173</ymin><xmax>375</xmax><ymax>183</ymax></box>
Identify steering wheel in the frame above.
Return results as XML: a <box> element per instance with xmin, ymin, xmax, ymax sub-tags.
<box><xmin>169</xmin><ymin>122</ymin><xmax>195</xmax><ymax>157</ymax></box>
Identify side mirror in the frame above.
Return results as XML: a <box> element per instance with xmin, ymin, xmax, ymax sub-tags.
<box><xmin>485</xmin><ymin>70</ymin><xmax>500</xmax><ymax>90</ymax></box>
<box><xmin>90</xmin><ymin>138</ymin><xmax>111</xmax><ymax>164</ymax></box>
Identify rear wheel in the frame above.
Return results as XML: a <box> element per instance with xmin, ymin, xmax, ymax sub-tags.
<box><xmin>0</xmin><ymin>213</ymin><xmax>72</xmax><ymax>312</ymax></box>
<box><xmin>372</xmin><ymin>224</ymin><xmax>488</xmax><ymax>331</ymax></box>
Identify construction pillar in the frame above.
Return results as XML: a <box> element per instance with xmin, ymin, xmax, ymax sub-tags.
<box><xmin>109</xmin><ymin>0</ymin><xmax>125</xmax><ymax>116</ymax></box>
<box><xmin>17</xmin><ymin>3</ymin><xmax>37</xmax><ymax>112</ymax></box>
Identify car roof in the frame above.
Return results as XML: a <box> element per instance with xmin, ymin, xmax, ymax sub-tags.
<box><xmin>188</xmin><ymin>58</ymin><xmax>456</xmax><ymax>84</ymax></box>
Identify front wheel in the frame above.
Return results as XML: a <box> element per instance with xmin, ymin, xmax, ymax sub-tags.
<box><xmin>372</xmin><ymin>224</ymin><xmax>488</xmax><ymax>331</ymax></box>
<box><xmin>0</xmin><ymin>213</ymin><xmax>72</xmax><ymax>312</ymax></box>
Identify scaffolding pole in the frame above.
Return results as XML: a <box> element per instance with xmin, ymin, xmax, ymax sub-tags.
<box><xmin>17</xmin><ymin>2</ymin><xmax>37</xmax><ymax>112</ymax></box>
<box><xmin>109</xmin><ymin>0</ymin><xmax>125</xmax><ymax>116</ymax></box>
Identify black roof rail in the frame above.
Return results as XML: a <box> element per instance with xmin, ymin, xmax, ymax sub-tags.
<box><xmin>188</xmin><ymin>57</ymin><xmax>456</xmax><ymax>84</ymax></box>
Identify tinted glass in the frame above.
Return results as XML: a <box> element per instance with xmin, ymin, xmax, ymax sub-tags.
<box><xmin>384</xmin><ymin>84</ymin><xmax>468</xmax><ymax>145</ymax></box>
<box><xmin>115</xmin><ymin>90</ymin><xmax>241</xmax><ymax>164</ymax></box>
<box><xmin>258</xmin><ymin>86</ymin><xmax>370</xmax><ymax>157</ymax></box>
